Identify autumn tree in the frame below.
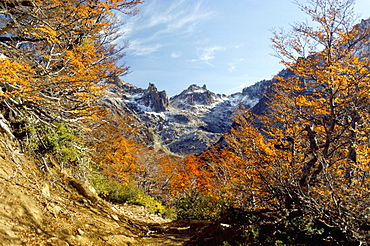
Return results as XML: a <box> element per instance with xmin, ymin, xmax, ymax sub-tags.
<box><xmin>87</xmin><ymin>106</ymin><xmax>181</xmax><ymax>204</ymax></box>
<box><xmin>135</xmin><ymin>149</ymin><xmax>182</xmax><ymax>202</ymax></box>
<box><xmin>169</xmin><ymin>109</ymin><xmax>288</xmax><ymax>213</ymax></box>
<box><xmin>223</xmin><ymin>111</ymin><xmax>287</xmax><ymax>209</ymax></box>
<box><xmin>196</xmin><ymin>0</ymin><xmax>370</xmax><ymax>243</ymax></box>
<box><xmin>88</xmin><ymin>111</ymin><xmax>142</xmax><ymax>183</ymax></box>
<box><xmin>260</xmin><ymin>0</ymin><xmax>370</xmax><ymax>243</ymax></box>
<box><xmin>170</xmin><ymin>153</ymin><xmax>231</xmax><ymax>220</ymax></box>
<box><xmin>0</xmin><ymin>0</ymin><xmax>142</xmax><ymax>130</ymax></box>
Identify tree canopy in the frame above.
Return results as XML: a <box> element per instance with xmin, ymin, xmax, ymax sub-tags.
<box><xmin>172</xmin><ymin>0</ymin><xmax>370</xmax><ymax>243</ymax></box>
<box><xmin>0</xmin><ymin>0</ymin><xmax>142</xmax><ymax>127</ymax></box>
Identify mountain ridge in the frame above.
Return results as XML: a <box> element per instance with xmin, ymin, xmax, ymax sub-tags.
<box><xmin>109</xmin><ymin>51</ymin><xmax>351</xmax><ymax>154</ymax></box>
<box><xmin>106</xmin><ymin>74</ymin><xmax>275</xmax><ymax>154</ymax></box>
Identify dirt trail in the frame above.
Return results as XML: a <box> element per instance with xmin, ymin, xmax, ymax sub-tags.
<box><xmin>0</xmin><ymin>133</ymin><xmax>203</xmax><ymax>246</ymax></box>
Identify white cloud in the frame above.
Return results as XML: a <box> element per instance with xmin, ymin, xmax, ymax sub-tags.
<box><xmin>115</xmin><ymin>0</ymin><xmax>215</xmax><ymax>59</ymax></box>
<box><xmin>228</xmin><ymin>63</ymin><xmax>237</xmax><ymax>72</ymax></box>
<box><xmin>193</xmin><ymin>45</ymin><xmax>225</xmax><ymax>65</ymax></box>
<box><xmin>234</xmin><ymin>43</ymin><xmax>245</xmax><ymax>49</ymax></box>
<box><xmin>128</xmin><ymin>40</ymin><xmax>162</xmax><ymax>56</ymax></box>
<box><xmin>119</xmin><ymin>16</ymin><xmax>137</xmax><ymax>39</ymax></box>
<box><xmin>117</xmin><ymin>0</ymin><xmax>214</xmax><ymax>48</ymax></box>
<box><xmin>171</xmin><ymin>51</ymin><xmax>182</xmax><ymax>58</ymax></box>
<box><xmin>228</xmin><ymin>58</ymin><xmax>245</xmax><ymax>72</ymax></box>
<box><xmin>164</xmin><ymin>2</ymin><xmax>211</xmax><ymax>34</ymax></box>
<box><xmin>226</xmin><ymin>81</ymin><xmax>250</xmax><ymax>95</ymax></box>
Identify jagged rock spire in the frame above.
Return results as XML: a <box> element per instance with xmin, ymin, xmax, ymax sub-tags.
<box><xmin>143</xmin><ymin>83</ymin><xmax>169</xmax><ymax>112</ymax></box>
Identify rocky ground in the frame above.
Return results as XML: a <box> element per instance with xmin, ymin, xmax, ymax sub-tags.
<box><xmin>0</xmin><ymin>132</ymin><xmax>215</xmax><ymax>246</ymax></box>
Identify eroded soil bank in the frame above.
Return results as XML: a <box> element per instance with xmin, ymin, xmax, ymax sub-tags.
<box><xmin>0</xmin><ymin>133</ymin><xmax>207</xmax><ymax>246</ymax></box>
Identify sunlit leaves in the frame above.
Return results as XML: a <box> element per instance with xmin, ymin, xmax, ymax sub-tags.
<box><xmin>268</xmin><ymin>0</ymin><xmax>370</xmax><ymax>242</ymax></box>
<box><xmin>169</xmin><ymin>1</ymin><xmax>370</xmax><ymax>242</ymax></box>
<box><xmin>0</xmin><ymin>0</ymin><xmax>142</xmax><ymax>125</ymax></box>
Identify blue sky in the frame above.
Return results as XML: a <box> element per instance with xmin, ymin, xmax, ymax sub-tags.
<box><xmin>116</xmin><ymin>0</ymin><xmax>370</xmax><ymax>96</ymax></box>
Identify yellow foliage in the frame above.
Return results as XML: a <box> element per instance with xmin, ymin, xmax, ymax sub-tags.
<box><xmin>0</xmin><ymin>0</ymin><xmax>143</xmax><ymax>124</ymax></box>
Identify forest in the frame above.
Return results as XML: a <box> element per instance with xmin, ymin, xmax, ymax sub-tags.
<box><xmin>0</xmin><ymin>0</ymin><xmax>370</xmax><ymax>245</ymax></box>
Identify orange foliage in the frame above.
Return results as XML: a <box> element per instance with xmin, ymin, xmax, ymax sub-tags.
<box><xmin>135</xmin><ymin>149</ymin><xmax>182</xmax><ymax>201</ymax></box>
<box><xmin>0</xmin><ymin>0</ymin><xmax>143</xmax><ymax>124</ymax></box>
<box><xmin>88</xmin><ymin>112</ymin><xmax>142</xmax><ymax>182</ymax></box>
<box><xmin>171</xmin><ymin>154</ymin><xmax>215</xmax><ymax>195</ymax></box>
<box><xmin>215</xmin><ymin>0</ymin><xmax>370</xmax><ymax>242</ymax></box>
<box><xmin>170</xmin><ymin>1</ymin><xmax>370</xmax><ymax>242</ymax></box>
<box><xmin>89</xmin><ymin>110</ymin><xmax>182</xmax><ymax>202</ymax></box>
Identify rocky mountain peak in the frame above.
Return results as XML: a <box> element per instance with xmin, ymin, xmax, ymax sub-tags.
<box><xmin>359</xmin><ymin>18</ymin><xmax>370</xmax><ymax>28</ymax></box>
<box><xmin>105</xmin><ymin>79</ymin><xmax>271</xmax><ymax>154</ymax></box>
<box><xmin>170</xmin><ymin>84</ymin><xmax>222</xmax><ymax>110</ymax></box>
<box><xmin>112</xmin><ymin>76</ymin><xmax>126</xmax><ymax>88</ymax></box>
<box><xmin>186</xmin><ymin>84</ymin><xmax>207</xmax><ymax>93</ymax></box>
<box><xmin>147</xmin><ymin>82</ymin><xmax>158</xmax><ymax>91</ymax></box>
<box><xmin>141</xmin><ymin>83</ymin><xmax>170</xmax><ymax>112</ymax></box>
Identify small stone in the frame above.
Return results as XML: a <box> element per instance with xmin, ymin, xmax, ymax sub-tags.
<box><xmin>41</xmin><ymin>183</ymin><xmax>50</xmax><ymax>197</ymax></box>
<box><xmin>77</xmin><ymin>229</ymin><xmax>84</xmax><ymax>235</ymax></box>
<box><xmin>47</xmin><ymin>237</ymin><xmax>69</xmax><ymax>246</ymax></box>
<box><xmin>111</xmin><ymin>214</ymin><xmax>120</xmax><ymax>221</ymax></box>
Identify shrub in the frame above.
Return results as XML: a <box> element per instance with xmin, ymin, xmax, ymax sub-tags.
<box><xmin>24</xmin><ymin>122</ymin><xmax>88</xmax><ymax>168</ymax></box>
<box><xmin>89</xmin><ymin>170</ymin><xmax>175</xmax><ymax>218</ymax></box>
<box><xmin>174</xmin><ymin>192</ymin><xmax>228</xmax><ymax>220</ymax></box>
<box><xmin>218</xmin><ymin>210</ymin><xmax>346</xmax><ymax>246</ymax></box>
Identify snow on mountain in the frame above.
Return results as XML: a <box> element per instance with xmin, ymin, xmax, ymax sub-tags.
<box><xmin>104</xmin><ymin>18</ymin><xmax>370</xmax><ymax>154</ymax></box>
<box><xmin>106</xmin><ymin>77</ymin><xmax>272</xmax><ymax>154</ymax></box>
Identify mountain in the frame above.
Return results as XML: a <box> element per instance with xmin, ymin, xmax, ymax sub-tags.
<box><xmin>105</xmin><ymin>76</ymin><xmax>274</xmax><ymax>154</ymax></box>
<box><xmin>108</xmin><ymin>17</ymin><xmax>370</xmax><ymax>154</ymax></box>
<box><xmin>103</xmin><ymin>17</ymin><xmax>329</xmax><ymax>155</ymax></box>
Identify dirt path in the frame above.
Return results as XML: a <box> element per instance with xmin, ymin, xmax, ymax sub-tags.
<box><xmin>0</xmin><ymin>133</ymin><xmax>205</xmax><ymax>245</ymax></box>
<box><xmin>113</xmin><ymin>203</ymin><xmax>215</xmax><ymax>245</ymax></box>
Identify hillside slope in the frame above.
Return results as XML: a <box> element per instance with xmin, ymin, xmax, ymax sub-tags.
<box><xmin>0</xmin><ymin>132</ymin><xmax>194</xmax><ymax>245</ymax></box>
